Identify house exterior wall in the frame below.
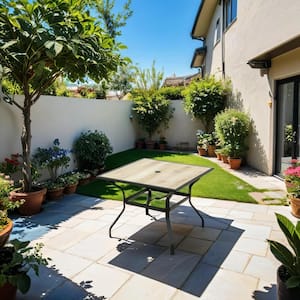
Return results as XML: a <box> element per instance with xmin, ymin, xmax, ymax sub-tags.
<box><xmin>199</xmin><ymin>0</ymin><xmax>300</xmax><ymax>174</ymax></box>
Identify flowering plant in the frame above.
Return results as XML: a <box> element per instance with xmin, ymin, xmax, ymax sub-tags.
<box><xmin>33</xmin><ymin>139</ymin><xmax>70</xmax><ymax>181</ymax></box>
<box><xmin>0</xmin><ymin>153</ymin><xmax>21</xmax><ymax>176</ymax></box>
<box><xmin>284</xmin><ymin>163</ymin><xmax>300</xmax><ymax>197</ymax></box>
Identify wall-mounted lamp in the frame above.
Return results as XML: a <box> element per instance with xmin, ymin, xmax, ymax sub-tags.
<box><xmin>247</xmin><ymin>59</ymin><xmax>271</xmax><ymax>69</ymax></box>
<box><xmin>129</xmin><ymin>115</ymin><xmax>133</xmax><ymax>120</ymax></box>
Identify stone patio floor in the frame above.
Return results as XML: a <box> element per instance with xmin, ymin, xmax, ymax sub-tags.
<box><xmin>10</xmin><ymin>162</ymin><xmax>294</xmax><ymax>300</ymax></box>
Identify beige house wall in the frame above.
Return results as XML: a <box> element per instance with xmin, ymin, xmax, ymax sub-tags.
<box><xmin>200</xmin><ymin>0</ymin><xmax>300</xmax><ymax>174</ymax></box>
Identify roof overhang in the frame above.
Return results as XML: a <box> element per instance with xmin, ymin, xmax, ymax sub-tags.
<box><xmin>191</xmin><ymin>0</ymin><xmax>219</xmax><ymax>39</ymax></box>
<box><xmin>247</xmin><ymin>35</ymin><xmax>300</xmax><ymax>68</ymax></box>
<box><xmin>191</xmin><ymin>47</ymin><xmax>207</xmax><ymax>68</ymax></box>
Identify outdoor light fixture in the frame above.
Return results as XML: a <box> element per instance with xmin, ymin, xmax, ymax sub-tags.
<box><xmin>247</xmin><ymin>59</ymin><xmax>271</xmax><ymax>69</ymax></box>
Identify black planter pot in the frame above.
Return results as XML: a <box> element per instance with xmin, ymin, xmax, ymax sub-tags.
<box><xmin>277</xmin><ymin>265</ymin><xmax>300</xmax><ymax>300</ymax></box>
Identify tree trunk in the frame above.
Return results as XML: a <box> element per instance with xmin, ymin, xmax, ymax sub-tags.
<box><xmin>21</xmin><ymin>96</ymin><xmax>32</xmax><ymax>192</ymax></box>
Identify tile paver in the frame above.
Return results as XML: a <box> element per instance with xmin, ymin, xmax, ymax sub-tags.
<box><xmin>10</xmin><ymin>167</ymin><xmax>292</xmax><ymax>300</ymax></box>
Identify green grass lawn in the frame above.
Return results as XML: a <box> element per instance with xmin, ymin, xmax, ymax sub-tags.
<box><xmin>77</xmin><ymin>149</ymin><xmax>258</xmax><ymax>203</ymax></box>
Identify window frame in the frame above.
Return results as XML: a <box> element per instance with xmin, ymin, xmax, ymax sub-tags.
<box><xmin>224</xmin><ymin>0</ymin><xmax>237</xmax><ymax>30</ymax></box>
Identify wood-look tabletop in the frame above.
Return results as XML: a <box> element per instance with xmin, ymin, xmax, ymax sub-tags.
<box><xmin>97</xmin><ymin>158</ymin><xmax>212</xmax><ymax>192</ymax></box>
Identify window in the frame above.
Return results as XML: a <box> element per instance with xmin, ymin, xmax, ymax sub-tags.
<box><xmin>214</xmin><ymin>18</ymin><xmax>220</xmax><ymax>45</ymax></box>
<box><xmin>224</xmin><ymin>0</ymin><xmax>237</xmax><ymax>29</ymax></box>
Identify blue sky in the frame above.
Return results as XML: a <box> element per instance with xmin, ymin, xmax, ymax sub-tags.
<box><xmin>118</xmin><ymin>0</ymin><xmax>201</xmax><ymax>78</ymax></box>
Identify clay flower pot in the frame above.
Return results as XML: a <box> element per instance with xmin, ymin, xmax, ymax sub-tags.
<box><xmin>64</xmin><ymin>182</ymin><xmax>78</xmax><ymax>194</ymax></box>
<box><xmin>0</xmin><ymin>219</ymin><xmax>13</xmax><ymax>248</ymax></box>
<box><xmin>228</xmin><ymin>157</ymin><xmax>242</xmax><ymax>170</ymax></box>
<box><xmin>46</xmin><ymin>187</ymin><xmax>64</xmax><ymax>201</ymax></box>
<box><xmin>289</xmin><ymin>195</ymin><xmax>300</xmax><ymax>218</ymax></box>
<box><xmin>10</xmin><ymin>188</ymin><xmax>47</xmax><ymax>216</ymax></box>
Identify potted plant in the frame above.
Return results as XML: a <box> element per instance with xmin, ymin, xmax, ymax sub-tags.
<box><xmin>73</xmin><ymin>130</ymin><xmax>113</xmax><ymax>174</ymax></box>
<box><xmin>215</xmin><ymin>109</ymin><xmax>251</xmax><ymax>169</ymax></box>
<box><xmin>75</xmin><ymin>172</ymin><xmax>92</xmax><ymax>186</ymax></box>
<box><xmin>267</xmin><ymin>213</ymin><xmax>300</xmax><ymax>299</ymax></box>
<box><xmin>0</xmin><ymin>239</ymin><xmax>49</xmax><ymax>300</ymax></box>
<box><xmin>158</xmin><ymin>136</ymin><xmax>167</xmax><ymax>150</ymax></box>
<box><xmin>0</xmin><ymin>175</ymin><xmax>22</xmax><ymax>247</ymax></box>
<box><xmin>0</xmin><ymin>0</ymin><xmax>121</xmax><ymax>206</ymax></box>
<box><xmin>284</xmin><ymin>164</ymin><xmax>300</xmax><ymax>218</ymax></box>
<box><xmin>206</xmin><ymin>132</ymin><xmax>217</xmax><ymax>157</ymax></box>
<box><xmin>136</xmin><ymin>137</ymin><xmax>145</xmax><ymax>149</ymax></box>
<box><xmin>59</xmin><ymin>173</ymin><xmax>79</xmax><ymax>194</ymax></box>
<box><xmin>132</xmin><ymin>92</ymin><xmax>174</xmax><ymax>149</ymax></box>
<box><xmin>196</xmin><ymin>130</ymin><xmax>207</xmax><ymax>156</ymax></box>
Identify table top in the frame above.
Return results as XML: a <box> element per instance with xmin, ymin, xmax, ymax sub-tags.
<box><xmin>97</xmin><ymin>158</ymin><xmax>212</xmax><ymax>192</ymax></box>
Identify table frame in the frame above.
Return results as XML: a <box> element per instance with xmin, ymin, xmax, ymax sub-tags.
<box><xmin>98</xmin><ymin>159</ymin><xmax>212</xmax><ymax>255</ymax></box>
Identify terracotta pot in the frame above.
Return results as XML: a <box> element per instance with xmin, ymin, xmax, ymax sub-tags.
<box><xmin>0</xmin><ymin>219</ymin><xmax>13</xmax><ymax>248</ymax></box>
<box><xmin>46</xmin><ymin>187</ymin><xmax>64</xmax><ymax>201</ymax></box>
<box><xmin>145</xmin><ymin>140</ymin><xmax>155</xmax><ymax>149</ymax></box>
<box><xmin>207</xmin><ymin>145</ymin><xmax>216</xmax><ymax>157</ymax></box>
<box><xmin>78</xmin><ymin>177</ymin><xmax>91</xmax><ymax>186</ymax></box>
<box><xmin>228</xmin><ymin>157</ymin><xmax>242</xmax><ymax>170</ymax></box>
<box><xmin>159</xmin><ymin>143</ymin><xmax>167</xmax><ymax>150</ymax></box>
<box><xmin>289</xmin><ymin>196</ymin><xmax>300</xmax><ymax>218</ymax></box>
<box><xmin>10</xmin><ymin>188</ymin><xmax>47</xmax><ymax>216</ymax></box>
<box><xmin>0</xmin><ymin>282</ymin><xmax>17</xmax><ymax>300</ymax></box>
<box><xmin>216</xmin><ymin>152</ymin><xmax>222</xmax><ymax>160</ymax></box>
<box><xmin>197</xmin><ymin>146</ymin><xmax>207</xmax><ymax>156</ymax></box>
<box><xmin>277</xmin><ymin>265</ymin><xmax>300</xmax><ymax>300</ymax></box>
<box><xmin>64</xmin><ymin>183</ymin><xmax>78</xmax><ymax>194</ymax></box>
<box><xmin>221</xmin><ymin>154</ymin><xmax>229</xmax><ymax>163</ymax></box>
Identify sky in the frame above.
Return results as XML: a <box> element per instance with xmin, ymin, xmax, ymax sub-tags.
<box><xmin>117</xmin><ymin>0</ymin><xmax>202</xmax><ymax>79</ymax></box>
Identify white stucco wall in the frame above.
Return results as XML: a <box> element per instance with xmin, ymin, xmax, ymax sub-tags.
<box><xmin>0</xmin><ymin>97</ymin><xmax>205</xmax><ymax>171</ymax></box>
<box><xmin>0</xmin><ymin>96</ymin><xmax>136</xmax><ymax>171</ymax></box>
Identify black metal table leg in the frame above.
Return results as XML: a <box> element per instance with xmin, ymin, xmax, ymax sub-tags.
<box><xmin>188</xmin><ymin>182</ymin><xmax>205</xmax><ymax>227</ymax></box>
<box><xmin>109</xmin><ymin>183</ymin><xmax>126</xmax><ymax>238</ymax></box>
<box><xmin>165</xmin><ymin>194</ymin><xmax>175</xmax><ymax>255</ymax></box>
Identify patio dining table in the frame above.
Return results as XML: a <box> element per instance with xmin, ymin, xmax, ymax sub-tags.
<box><xmin>97</xmin><ymin>158</ymin><xmax>212</xmax><ymax>254</ymax></box>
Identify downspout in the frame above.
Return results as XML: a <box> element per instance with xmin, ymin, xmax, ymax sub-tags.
<box><xmin>220</xmin><ymin>0</ymin><xmax>225</xmax><ymax>78</ymax></box>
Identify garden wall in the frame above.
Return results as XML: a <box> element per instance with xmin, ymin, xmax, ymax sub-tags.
<box><xmin>0</xmin><ymin>97</ymin><xmax>203</xmax><ymax>168</ymax></box>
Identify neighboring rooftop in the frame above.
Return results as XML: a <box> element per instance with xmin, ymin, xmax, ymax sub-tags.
<box><xmin>163</xmin><ymin>73</ymin><xmax>201</xmax><ymax>87</ymax></box>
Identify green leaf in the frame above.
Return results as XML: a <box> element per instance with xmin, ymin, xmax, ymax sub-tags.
<box><xmin>276</xmin><ymin>213</ymin><xmax>300</xmax><ymax>256</ymax></box>
<box><xmin>16</xmin><ymin>273</ymin><xmax>31</xmax><ymax>294</ymax></box>
<box><xmin>286</xmin><ymin>275</ymin><xmax>300</xmax><ymax>289</ymax></box>
<box><xmin>44</xmin><ymin>41</ymin><xmax>63</xmax><ymax>56</ymax></box>
<box><xmin>267</xmin><ymin>240</ymin><xmax>295</xmax><ymax>274</ymax></box>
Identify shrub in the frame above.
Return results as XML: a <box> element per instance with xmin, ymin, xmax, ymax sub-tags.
<box><xmin>132</xmin><ymin>92</ymin><xmax>174</xmax><ymax>140</ymax></box>
<box><xmin>73</xmin><ymin>130</ymin><xmax>113</xmax><ymax>171</ymax></box>
<box><xmin>157</xmin><ymin>86</ymin><xmax>184</xmax><ymax>100</ymax></box>
<box><xmin>183</xmin><ymin>76</ymin><xmax>230</xmax><ymax>131</ymax></box>
<box><xmin>215</xmin><ymin>109</ymin><xmax>251</xmax><ymax>158</ymax></box>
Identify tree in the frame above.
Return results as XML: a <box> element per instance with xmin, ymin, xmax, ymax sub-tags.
<box><xmin>0</xmin><ymin>0</ymin><xmax>123</xmax><ymax>192</ymax></box>
<box><xmin>93</xmin><ymin>0</ymin><xmax>133</xmax><ymax>39</ymax></box>
<box><xmin>109</xmin><ymin>64</ymin><xmax>135</xmax><ymax>99</ymax></box>
<box><xmin>182</xmin><ymin>76</ymin><xmax>230</xmax><ymax>132</ymax></box>
<box><xmin>134</xmin><ymin>61</ymin><xmax>164</xmax><ymax>91</ymax></box>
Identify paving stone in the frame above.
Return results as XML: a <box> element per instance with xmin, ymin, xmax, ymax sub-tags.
<box><xmin>263</xmin><ymin>190</ymin><xmax>287</xmax><ymax>199</ymax></box>
<box><xmin>42</xmin><ymin>247</ymin><xmax>93</xmax><ymax>278</ymax></box>
<box><xmin>72</xmin><ymin>263</ymin><xmax>130</xmax><ymax>299</ymax></box>
<box><xmin>198</xmin><ymin>268</ymin><xmax>258</xmax><ymax>300</ymax></box>
<box><xmin>221</xmin><ymin>250</ymin><xmax>251</xmax><ymax>273</ymax></box>
<box><xmin>202</xmin><ymin>240</ymin><xmax>242</xmax><ymax>268</ymax></box>
<box><xmin>180</xmin><ymin>262</ymin><xmax>219</xmax><ymax>296</ymax></box>
<box><xmin>233</xmin><ymin>237</ymin><xmax>268</xmax><ymax>256</ymax></box>
<box><xmin>227</xmin><ymin>209</ymin><xmax>254</xmax><ymax>220</ymax></box>
<box><xmin>110</xmin><ymin>273</ymin><xmax>177</xmax><ymax>300</ymax></box>
<box><xmin>100</xmin><ymin>241</ymin><xmax>166</xmax><ymax>273</ymax></box>
<box><xmin>231</xmin><ymin>221</ymin><xmax>272</xmax><ymax>241</ymax></box>
<box><xmin>244</xmin><ymin>255</ymin><xmax>280</xmax><ymax>282</ymax></box>
<box><xmin>189</xmin><ymin>226</ymin><xmax>221</xmax><ymax>241</ymax></box>
<box><xmin>249</xmin><ymin>192</ymin><xmax>265</xmax><ymax>204</ymax></box>
<box><xmin>177</xmin><ymin>237</ymin><xmax>213</xmax><ymax>255</ymax></box>
<box><xmin>142</xmin><ymin>249</ymin><xmax>201</xmax><ymax>288</ymax></box>
<box><xmin>66</xmin><ymin>232</ymin><xmax>120</xmax><ymax>261</ymax></box>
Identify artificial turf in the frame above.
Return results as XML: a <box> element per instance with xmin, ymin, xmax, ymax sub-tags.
<box><xmin>76</xmin><ymin>149</ymin><xmax>258</xmax><ymax>203</ymax></box>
